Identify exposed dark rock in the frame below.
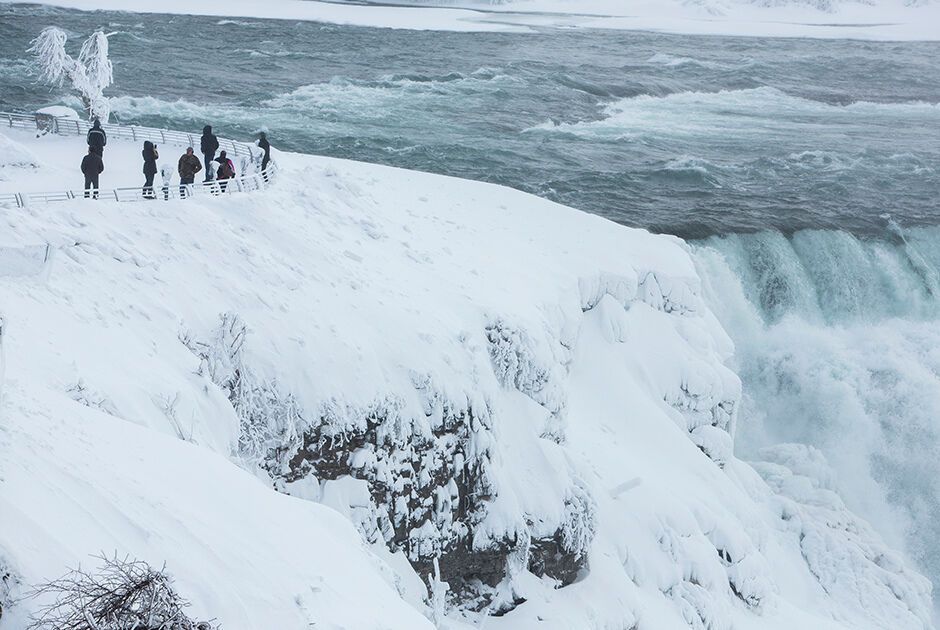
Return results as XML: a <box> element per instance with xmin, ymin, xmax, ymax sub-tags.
<box><xmin>433</xmin><ymin>538</ymin><xmax>515</xmax><ymax>590</ymax></box>
<box><xmin>528</xmin><ymin>535</ymin><xmax>583</xmax><ymax>585</ymax></box>
<box><xmin>183</xmin><ymin>314</ymin><xmax>596</xmax><ymax>614</ymax></box>
<box><xmin>273</xmin><ymin>392</ymin><xmax>512</xmax><ymax>603</ymax></box>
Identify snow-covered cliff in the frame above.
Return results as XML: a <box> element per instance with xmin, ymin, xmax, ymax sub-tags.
<box><xmin>0</xmin><ymin>128</ymin><xmax>932</xmax><ymax>629</ymax></box>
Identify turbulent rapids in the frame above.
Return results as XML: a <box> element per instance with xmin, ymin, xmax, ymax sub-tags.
<box><xmin>2</xmin><ymin>4</ymin><xmax>938</xmax><ymax>236</ymax></box>
<box><xmin>695</xmin><ymin>226</ymin><xmax>940</xmax><ymax>603</ymax></box>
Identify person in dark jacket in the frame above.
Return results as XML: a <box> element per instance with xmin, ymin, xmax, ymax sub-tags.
<box><xmin>142</xmin><ymin>141</ymin><xmax>159</xmax><ymax>199</ymax></box>
<box><xmin>257</xmin><ymin>132</ymin><xmax>271</xmax><ymax>178</ymax></box>
<box><xmin>86</xmin><ymin>118</ymin><xmax>107</xmax><ymax>156</ymax></box>
<box><xmin>177</xmin><ymin>147</ymin><xmax>202</xmax><ymax>198</ymax></box>
<box><xmin>215</xmin><ymin>150</ymin><xmax>235</xmax><ymax>193</ymax></box>
<box><xmin>200</xmin><ymin>125</ymin><xmax>219</xmax><ymax>182</ymax></box>
<box><xmin>81</xmin><ymin>147</ymin><xmax>104</xmax><ymax>198</ymax></box>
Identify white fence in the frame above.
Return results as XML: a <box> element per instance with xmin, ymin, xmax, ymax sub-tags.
<box><xmin>1</xmin><ymin>111</ymin><xmax>276</xmax><ymax>208</ymax></box>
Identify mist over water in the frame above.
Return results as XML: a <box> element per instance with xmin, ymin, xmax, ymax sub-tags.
<box><xmin>3</xmin><ymin>2</ymin><xmax>940</xmax><ymax>613</ymax></box>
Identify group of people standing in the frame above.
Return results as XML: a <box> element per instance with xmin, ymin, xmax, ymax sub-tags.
<box><xmin>79</xmin><ymin>119</ymin><xmax>272</xmax><ymax>200</ymax></box>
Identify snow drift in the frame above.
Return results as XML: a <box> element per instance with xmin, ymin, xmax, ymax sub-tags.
<box><xmin>0</xmin><ymin>128</ymin><xmax>932</xmax><ymax>628</ymax></box>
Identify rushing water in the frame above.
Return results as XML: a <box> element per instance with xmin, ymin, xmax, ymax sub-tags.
<box><xmin>3</xmin><ymin>2</ymin><xmax>940</xmax><ymax>614</ymax></box>
<box><xmin>2</xmin><ymin>4</ymin><xmax>939</xmax><ymax>238</ymax></box>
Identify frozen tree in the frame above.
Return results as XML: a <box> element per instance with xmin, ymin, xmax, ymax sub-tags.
<box><xmin>426</xmin><ymin>558</ymin><xmax>448</xmax><ymax>628</ymax></box>
<box><xmin>26</xmin><ymin>554</ymin><xmax>215</xmax><ymax>630</ymax></box>
<box><xmin>28</xmin><ymin>27</ymin><xmax>114</xmax><ymax>122</ymax></box>
<box><xmin>179</xmin><ymin>313</ymin><xmax>303</xmax><ymax>466</ymax></box>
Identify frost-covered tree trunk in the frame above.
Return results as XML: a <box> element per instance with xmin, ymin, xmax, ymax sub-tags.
<box><xmin>0</xmin><ymin>316</ymin><xmax>5</xmax><ymax>410</ymax></box>
<box><xmin>28</xmin><ymin>27</ymin><xmax>114</xmax><ymax>122</ymax></box>
<box><xmin>427</xmin><ymin>558</ymin><xmax>448</xmax><ymax>628</ymax></box>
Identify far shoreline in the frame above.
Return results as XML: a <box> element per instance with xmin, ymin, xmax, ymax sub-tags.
<box><xmin>3</xmin><ymin>0</ymin><xmax>940</xmax><ymax>42</ymax></box>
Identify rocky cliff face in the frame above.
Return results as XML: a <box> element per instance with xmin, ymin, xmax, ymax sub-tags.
<box><xmin>181</xmin><ymin>259</ymin><xmax>741</xmax><ymax>616</ymax></box>
<box><xmin>184</xmin><ymin>311</ymin><xmax>597</xmax><ymax>612</ymax></box>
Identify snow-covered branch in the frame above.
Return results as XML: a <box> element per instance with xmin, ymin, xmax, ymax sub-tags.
<box><xmin>28</xmin><ymin>27</ymin><xmax>114</xmax><ymax>122</ymax></box>
<box><xmin>26</xmin><ymin>554</ymin><xmax>216</xmax><ymax>630</ymax></box>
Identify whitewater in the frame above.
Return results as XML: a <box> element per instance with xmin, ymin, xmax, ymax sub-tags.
<box><xmin>1</xmin><ymin>3</ymin><xmax>940</xmax><ymax>628</ymax></box>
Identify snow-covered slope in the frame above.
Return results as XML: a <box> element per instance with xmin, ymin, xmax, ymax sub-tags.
<box><xmin>0</xmin><ymin>128</ymin><xmax>933</xmax><ymax>629</ymax></box>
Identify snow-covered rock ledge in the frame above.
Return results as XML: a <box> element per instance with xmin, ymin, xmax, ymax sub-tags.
<box><xmin>0</xmin><ymin>129</ymin><xmax>932</xmax><ymax>629</ymax></box>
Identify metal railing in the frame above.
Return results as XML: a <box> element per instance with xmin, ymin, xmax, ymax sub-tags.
<box><xmin>11</xmin><ymin>163</ymin><xmax>278</xmax><ymax>207</ymax></box>
<box><xmin>2</xmin><ymin>112</ymin><xmax>42</xmax><ymax>132</ymax></box>
<box><xmin>1</xmin><ymin>111</ymin><xmax>275</xmax><ymax>208</ymax></box>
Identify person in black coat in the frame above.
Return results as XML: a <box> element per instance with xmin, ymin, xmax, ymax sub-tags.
<box><xmin>142</xmin><ymin>141</ymin><xmax>159</xmax><ymax>199</ymax></box>
<box><xmin>81</xmin><ymin>147</ymin><xmax>104</xmax><ymax>198</ymax></box>
<box><xmin>257</xmin><ymin>132</ymin><xmax>271</xmax><ymax>175</ymax></box>
<box><xmin>200</xmin><ymin>125</ymin><xmax>219</xmax><ymax>182</ymax></box>
<box><xmin>86</xmin><ymin>118</ymin><xmax>107</xmax><ymax>156</ymax></box>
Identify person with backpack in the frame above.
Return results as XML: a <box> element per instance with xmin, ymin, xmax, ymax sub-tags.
<box><xmin>142</xmin><ymin>141</ymin><xmax>159</xmax><ymax>199</ymax></box>
<box><xmin>215</xmin><ymin>150</ymin><xmax>235</xmax><ymax>192</ymax></box>
<box><xmin>200</xmin><ymin>125</ymin><xmax>219</xmax><ymax>182</ymax></box>
<box><xmin>177</xmin><ymin>147</ymin><xmax>202</xmax><ymax>198</ymax></box>
<box><xmin>86</xmin><ymin>118</ymin><xmax>107</xmax><ymax>156</ymax></box>
<box><xmin>81</xmin><ymin>147</ymin><xmax>104</xmax><ymax>198</ymax></box>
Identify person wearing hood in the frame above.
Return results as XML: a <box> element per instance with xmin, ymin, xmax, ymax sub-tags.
<box><xmin>81</xmin><ymin>147</ymin><xmax>104</xmax><ymax>199</ymax></box>
<box><xmin>86</xmin><ymin>118</ymin><xmax>107</xmax><ymax>156</ymax></box>
<box><xmin>200</xmin><ymin>125</ymin><xmax>219</xmax><ymax>182</ymax></box>
<box><xmin>177</xmin><ymin>147</ymin><xmax>202</xmax><ymax>198</ymax></box>
<box><xmin>257</xmin><ymin>131</ymin><xmax>272</xmax><ymax>177</ymax></box>
<box><xmin>142</xmin><ymin>141</ymin><xmax>159</xmax><ymax>199</ymax></box>
<box><xmin>215</xmin><ymin>150</ymin><xmax>235</xmax><ymax>193</ymax></box>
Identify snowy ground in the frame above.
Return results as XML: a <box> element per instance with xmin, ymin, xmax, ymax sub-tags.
<box><xmin>0</xmin><ymin>130</ymin><xmax>213</xmax><ymax>196</ymax></box>
<box><xmin>5</xmin><ymin>0</ymin><xmax>940</xmax><ymax>39</ymax></box>
<box><xmin>0</xmin><ymin>127</ymin><xmax>934</xmax><ymax>629</ymax></box>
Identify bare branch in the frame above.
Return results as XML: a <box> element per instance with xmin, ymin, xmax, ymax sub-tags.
<box><xmin>25</xmin><ymin>554</ymin><xmax>216</xmax><ymax>630</ymax></box>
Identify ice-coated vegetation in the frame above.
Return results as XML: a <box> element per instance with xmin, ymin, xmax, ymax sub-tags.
<box><xmin>28</xmin><ymin>27</ymin><xmax>113</xmax><ymax>121</ymax></box>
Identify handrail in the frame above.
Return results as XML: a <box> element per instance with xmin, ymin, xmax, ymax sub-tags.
<box><xmin>0</xmin><ymin>111</ymin><xmax>277</xmax><ymax>208</ymax></box>
<box><xmin>2</xmin><ymin>110</ymin><xmax>258</xmax><ymax>159</ymax></box>
<box><xmin>10</xmin><ymin>164</ymin><xmax>277</xmax><ymax>208</ymax></box>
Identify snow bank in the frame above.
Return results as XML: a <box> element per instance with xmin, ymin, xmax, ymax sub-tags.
<box><xmin>0</xmin><ymin>385</ymin><xmax>435</xmax><ymax>629</ymax></box>
<box><xmin>0</xmin><ymin>129</ymin><xmax>932</xmax><ymax>629</ymax></box>
<box><xmin>0</xmin><ymin>134</ymin><xmax>41</xmax><ymax>182</ymax></box>
<box><xmin>34</xmin><ymin>106</ymin><xmax>80</xmax><ymax>119</ymax></box>
<box><xmin>14</xmin><ymin>0</ymin><xmax>940</xmax><ymax>39</ymax></box>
